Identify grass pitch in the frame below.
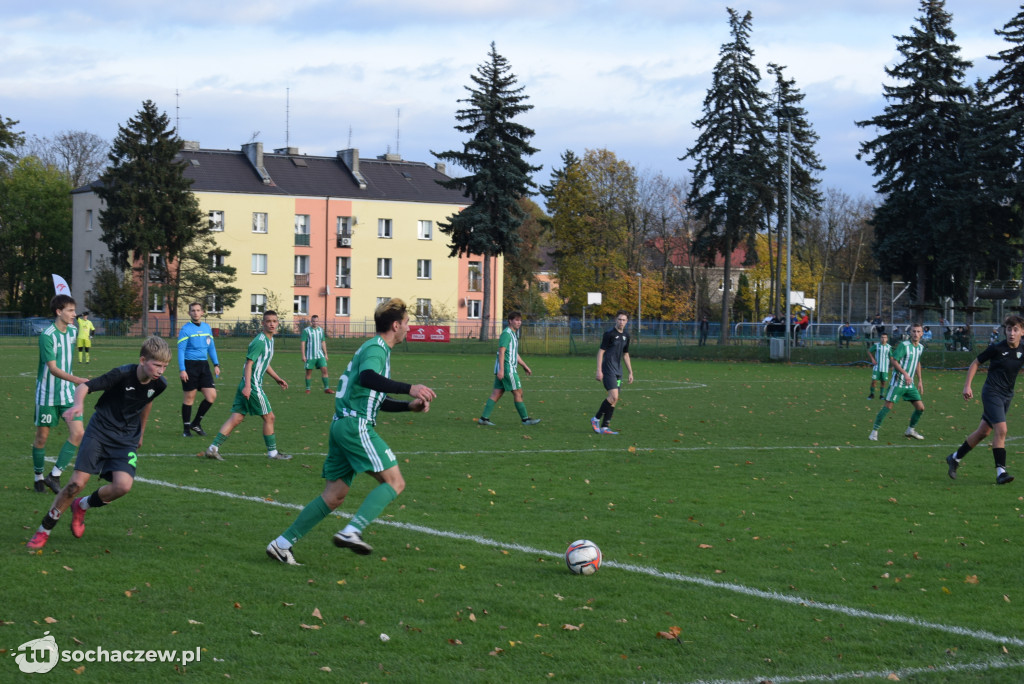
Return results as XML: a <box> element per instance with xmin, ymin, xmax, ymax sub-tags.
<box><xmin>2</xmin><ymin>343</ymin><xmax>1023</xmax><ymax>682</ymax></box>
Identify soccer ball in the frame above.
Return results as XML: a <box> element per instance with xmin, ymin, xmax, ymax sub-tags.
<box><xmin>565</xmin><ymin>539</ymin><xmax>601</xmax><ymax>575</ymax></box>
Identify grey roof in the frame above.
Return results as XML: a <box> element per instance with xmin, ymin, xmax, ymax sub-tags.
<box><xmin>73</xmin><ymin>147</ymin><xmax>472</xmax><ymax>207</ymax></box>
<box><xmin>184</xmin><ymin>148</ymin><xmax>470</xmax><ymax>205</ymax></box>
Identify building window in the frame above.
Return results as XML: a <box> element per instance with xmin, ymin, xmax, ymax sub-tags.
<box><xmin>149</xmin><ymin>291</ymin><xmax>165</xmax><ymax>313</ymax></box>
<box><xmin>251</xmin><ymin>293</ymin><xmax>266</xmax><ymax>314</ymax></box>
<box><xmin>294</xmin><ymin>255</ymin><xmax>309</xmax><ymax>287</ymax></box>
<box><xmin>377</xmin><ymin>258</ymin><xmax>392</xmax><ymax>278</ymax></box>
<box><xmin>294</xmin><ymin>295</ymin><xmax>308</xmax><ymax>315</ymax></box>
<box><xmin>417</xmin><ymin>259</ymin><xmax>432</xmax><ymax>279</ymax></box>
<box><xmin>85</xmin><ymin>250</ymin><xmax>93</xmax><ymax>272</ymax></box>
<box><xmin>252</xmin><ymin>253</ymin><xmax>267</xmax><ymax>274</ymax></box>
<box><xmin>415</xmin><ymin>298</ymin><xmax>432</xmax><ymax>319</ymax></box>
<box><xmin>335</xmin><ymin>296</ymin><xmax>350</xmax><ymax>317</ymax></box>
<box><xmin>210</xmin><ymin>252</ymin><xmax>226</xmax><ymax>269</ymax></box>
<box><xmin>376</xmin><ymin>297</ymin><xmax>390</xmax><ymax>308</ymax></box>
<box><xmin>294</xmin><ymin>214</ymin><xmax>310</xmax><ymax>246</ymax></box>
<box><xmin>148</xmin><ymin>253</ymin><xmax>164</xmax><ymax>281</ymax></box>
<box><xmin>86</xmin><ymin>209</ymin><xmax>93</xmax><ymax>232</ymax></box>
<box><xmin>336</xmin><ymin>256</ymin><xmax>351</xmax><ymax>288</ymax></box>
<box><xmin>538</xmin><ymin>281</ymin><xmax>551</xmax><ymax>294</ymax></box>
<box><xmin>209</xmin><ymin>210</ymin><xmax>224</xmax><ymax>232</ymax></box>
<box><xmin>468</xmin><ymin>261</ymin><xmax>482</xmax><ymax>292</ymax></box>
<box><xmin>252</xmin><ymin>212</ymin><xmax>268</xmax><ymax>233</ymax></box>
<box><xmin>378</xmin><ymin>218</ymin><xmax>392</xmax><ymax>238</ymax></box>
<box><xmin>466</xmin><ymin>299</ymin><xmax>481</xmax><ymax>319</ymax></box>
<box><xmin>207</xmin><ymin>293</ymin><xmax>224</xmax><ymax>314</ymax></box>
<box><xmin>418</xmin><ymin>220</ymin><xmax>432</xmax><ymax>240</ymax></box>
<box><xmin>337</xmin><ymin>216</ymin><xmax>352</xmax><ymax>236</ymax></box>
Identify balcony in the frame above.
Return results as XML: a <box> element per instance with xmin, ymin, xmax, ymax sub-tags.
<box><xmin>294</xmin><ymin>274</ymin><xmax>310</xmax><ymax>287</ymax></box>
<box><xmin>295</xmin><ymin>233</ymin><xmax>311</xmax><ymax>247</ymax></box>
<box><xmin>335</xmin><ymin>276</ymin><xmax>351</xmax><ymax>289</ymax></box>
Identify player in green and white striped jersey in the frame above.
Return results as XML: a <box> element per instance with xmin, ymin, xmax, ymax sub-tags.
<box><xmin>870</xmin><ymin>323</ymin><xmax>926</xmax><ymax>441</ymax></box>
<box><xmin>32</xmin><ymin>295</ymin><xmax>88</xmax><ymax>494</ymax></box>
<box><xmin>477</xmin><ymin>311</ymin><xmax>540</xmax><ymax>426</ymax></box>
<box><xmin>204</xmin><ymin>311</ymin><xmax>291</xmax><ymax>461</ymax></box>
<box><xmin>867</xmin><ymin>332</ymin><xmax>892</xmax><ymax>400</ymax></box>
<box><xmin>301</xmin><ymin>315</ymin><xmax>331</xmax><ymax>394</ymax></box>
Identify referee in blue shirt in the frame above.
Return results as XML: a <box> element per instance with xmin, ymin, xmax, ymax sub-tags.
<box><xmin>177</xmin><ymin>302</ymin><xmax>220</xmax><ymax>437</ymax></box>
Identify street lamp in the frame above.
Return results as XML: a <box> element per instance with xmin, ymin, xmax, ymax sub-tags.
<box><xmin>636</xmin><ymin>273</ymin><xmax>642</xmax><ymax>341</ymax></box>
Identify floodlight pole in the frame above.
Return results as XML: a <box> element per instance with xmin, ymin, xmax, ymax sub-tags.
<box><xmin>785</xmin><ymin>117</ymin><xmax>793</xmax><ymax>361</ymax></box>
<box><xmin>636</xmin><ymin>273</ymin><xmax>642</xmax><ymax>342</ymax></box>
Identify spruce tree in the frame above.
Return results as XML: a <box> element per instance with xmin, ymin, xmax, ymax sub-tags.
<box><xmin>989</xmin><ymin>5</ymin><xmax>1024</xmax><ymax>231</ymax></box>
<box><xmin>766</xmin><ymin>63</ymin><xmax>824</xmax><ymax>315</ymax></box>
<box><xmin>433</xmin><ymin>43</ymin><xmax>541</xmax><ymax>340</ymax></box>
<box><xmin>682</xmin><ymin>8</ymin><xmax>773</xmax><ymax>343</ymax></box>
<box><xmin>856</xmin><ymin>0</ymin><xmax>972</xmax><ymax>321</ymax></box>
<box><xmin>97</xmin><ymin>100</ymin><xmax>205</xmax><ymax>335</ymax></box>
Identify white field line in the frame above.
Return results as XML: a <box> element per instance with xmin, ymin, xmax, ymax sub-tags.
<box><xmin>683</xmin><ymin>656</ymin><xmax>1024</xmax><ymax>684</ymax></box>
<box><xmin>135</xmin><ymin>473</ymin><xmax>1024</xmax><ymax>652</ymax></box>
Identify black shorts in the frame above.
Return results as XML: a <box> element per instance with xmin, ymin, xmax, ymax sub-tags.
<box><xmin>74</xmin><ymin>433</ymin><xmax>137</xmax><ymax>481</ymax></box>
<box><xmin>181</xmin><ymin>360</ymin><xmax>215</xmax><ymax>391</ymax></box>
<box><xmin>602</xmin><ymin>374</ymin><xmax>622</xmax><ymax>392</ymax></box>
<box><xmin>981</xmin><ymin>386</ymin><xmax>1012</xmax><ymax>427</ymax></box>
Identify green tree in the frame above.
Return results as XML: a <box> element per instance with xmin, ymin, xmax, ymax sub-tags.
<box><xmin>433</xmin><ymin>42</ymin><xmax>541</xmax><ymax>340</ymax></box>
<box><xmin>766</xmin><ymin>63</ymin><xmax>824</xmax><ymax>314</ymax></box>
<box><xmin>502</xmin><ymin>197</ymin><xmax>549</xmax><ymax>318</ymax></box>
<box><xmin>682</xmin><ymin>8</ymin><xmax>773</xmax><ymax>343</ymax></box>
<box><xmin>857</xmin><ymin>0</ymin><xmax>973</xmax><ymax>322</ymax></box>
<box><xmin>167</xmin><ymin>231</ymin><xmax>241</xmax><ymax>321</ymax></box>
<box><xmin>85</xmin><ymin>257</ymin><xmax>142</xmax><ymax>332</ymax></box>
<box><xmin>0</xmin><ymin>115</ymin><xmax>24</xmax><ymax>173</ymax></box>
<box><xmin>97</xmin><ymin>100</ymin><xmax>205</xmax><ymax>335</ymax></box>
<box><xmin>0</xmin><ymin>157</ymin><xmax>72</xmax><ymax>314</ymax></box>
<box><xmin>990</xmin><ymin>4</ymin><xmax>1024</xmax><ymax>211</ymax></box>
<box><xmin>545</xmin><ymin>149</ymin><xmax>635</xmax><ymax>316</ymax></box>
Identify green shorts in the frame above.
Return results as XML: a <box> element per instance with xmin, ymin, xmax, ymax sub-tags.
<box><xmin>871</xmin><ymin>370</ymin><xmax>889</xmax><ymax>382</ymax></box>
<box><xmin>324</xmin><ymin>416</ymin><xmax>397</xmax><ymax>485</ymax></box>
<box><xmin>230</xmin><ymin>385</ymin><xmax>272</xmax><ymax>416</ymax></box>
<box><xmin>35</xmin><ymin>404</ymin><xmax>82</xmax><ymax>428</ymax></box>
<box><xmin>493</xmin><ymin>370</ymin><xmax>522</xmax><ymax>392</ymax></box>
<box><xmin>305</xmin><ymin>357</ymin><xmax>328</xmax><ymax>371</ymax></box>
<box><xmin>884</xmin><ymin>384</ymin><xmax>922</xmax><ymax>404</ymax></box>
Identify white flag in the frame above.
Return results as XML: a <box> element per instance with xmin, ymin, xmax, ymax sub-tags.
<box><xmin>52</xmin><ymin>274</ymin><xmax>72</xmax><ymax>297</ymax></box>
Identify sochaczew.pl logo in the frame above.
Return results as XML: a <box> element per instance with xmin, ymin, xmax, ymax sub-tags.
<box><xmin>11</xmin><ymin>632</ymin><xmax>201</xmax><ymax>673</ymax></box>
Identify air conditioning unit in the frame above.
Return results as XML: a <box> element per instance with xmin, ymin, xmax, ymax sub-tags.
<box><xmin>337</xmin><ymin>236</ymin><xmax>352</xmax><ymax>247</ymax></box>
<box><xmin>461</xmin><ymin>298</ymin><xmax>468</xmax><ymax>307</ymax></box>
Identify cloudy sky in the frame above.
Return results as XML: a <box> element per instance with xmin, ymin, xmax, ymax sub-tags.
<box><xmin>1</xmin><ymin>1</ymin><xmax>1017</xmax><ymax>199</ymax></box>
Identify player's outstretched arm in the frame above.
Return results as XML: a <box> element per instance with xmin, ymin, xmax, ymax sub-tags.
<box><xmin>962</xmin><ymin>359</ymin><xmax>980</xmax><ymax>400</ymax></box>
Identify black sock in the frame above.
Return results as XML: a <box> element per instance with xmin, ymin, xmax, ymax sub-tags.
<box><xmin>87</xmin><ymin>491</ymin><xmax>107</xmax><ymax>509</ymax></box>
<box><xmin>993</xmin><ymin>447</ymin><xmax>1007</xmax><ymax>469</ymax></box>
<box><xmin>603</xmin><ymin>406</ymin><xmax>615</xmax><ymax>427</ymax></box>
<box><xmin>194</xmin><ymin>400</ymin><xmax>212</xmax><ymax>425</ymax></box>
<box><xmin>41</xmin><ymin>512</ymin><xmax>60</xmax><ymax>531</ymax></box>
<box><xmin>595</xmin><ymin>400</ymin><xmax>610</xmax><ymax>421</ymax></box>
<box><xmin>955</xmin><ymin>440</ymin><xmax>972</xmax><ymax>460</ymax></box>
<box><xmin>182</xmin><ymin>404</ymin><xmax>192</xmax><ymax>429</ymax></box>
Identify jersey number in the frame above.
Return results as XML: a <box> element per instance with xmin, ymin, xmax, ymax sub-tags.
<box><xmin>335</xmin><ymin>361</ymin><xmax>353</xmax><ymax>399</ymax></box>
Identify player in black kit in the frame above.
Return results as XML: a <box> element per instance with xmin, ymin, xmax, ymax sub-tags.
<box><xmin>27</xmin><ymin>337</ymin><xmax>170</xmax><ymax>550</ymax></box>
<box><xmin>946</xmin><ymin>316</ymin><xmax>1024</xmax><ymax>484</ymax></box>
<box><xmin>591</xmin><ymin>311</ymin><xmax>634</xmax><ymax>435</ymax></box>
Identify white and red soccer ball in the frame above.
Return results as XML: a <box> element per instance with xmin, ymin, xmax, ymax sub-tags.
<box><xmin>565</xmin><ymin>539</ymin><xmax>601</xmax><ymax>575</ymax></box>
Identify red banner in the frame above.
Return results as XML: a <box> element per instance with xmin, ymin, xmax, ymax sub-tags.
<box><xmin>407</xmin><ymin>325</ymin><xmax>450</xmax><ymax>342</ymax></box>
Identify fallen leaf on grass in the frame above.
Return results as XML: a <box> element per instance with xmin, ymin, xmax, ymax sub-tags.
<box><xmin>44</xmin><ymin>617</ymin><xmax>58</xmax><ymax>624</ymax></box>
<box><xmin>312</xmin><ymin>608</ymin><xmax>323</xmax><ymax>621</ymax></box>
<box><xmin>188</xmin><ymin>619</ymin><xmax>203</xmax><ymax>625</ymax></box>
<box><xmin>489</xmin><ymin>647</ymin><xmax>504</xmax><ymax>656</ymax></box>
<box><xmin>964</xmin><ymin>575</ymin><xmax>979</xmax><ymax>585</ymax></box>
<box><xmin>73</xmin><ymin>666</ymin><xmax>85</xmax><ymax>674</ymax></box>
<box><xmin>698</xmin><ymin>544</ymin><xmax>713</xmax><ymax>549</ymax></box>
<box><xmin>320</xmin><ymin>666</ymin><xmax>331</xmax><ymax>672</ymax></box>
<box><xmin>656</xmin><ymin>626</ymin><xmax>682</xmax><ymax>640</ymax></box>
<box><xmin>448</xmin><ymin>638</ymin><xmax>463</xmax><ymax>645</ymax></box>
<box><xmin>561</xmin><ymin>624</ymin><xmax>582</xmax><ymax>631</ymax></box>
<box><xmin>300</xmin><ymin>623</ymin><xmax>321</xmax><ymax>630</ymax></box>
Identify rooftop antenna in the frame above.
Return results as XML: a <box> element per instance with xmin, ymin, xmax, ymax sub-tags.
<box><xmin>347</xmin><ymin>125</ymin><xmax>352</xmax><ymax>149</ymax></box>
<box><xmin>285</xmin><ymin>87</ymin><xmax>290</xmax><ymax>148</ymax></box>
<box><xmin>395</xmin><ymin>108</ymin><xmax>401</xmax><ymax>156</ymax></box>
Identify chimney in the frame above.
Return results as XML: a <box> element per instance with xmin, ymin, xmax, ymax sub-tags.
<box><xmin>338</xmin><ymin>149</ymin><xmax>367</xmax><ymax>190</ymax></box>
<box><xmin>434</xmin><ymin>162</ymin><xmax>446</xmax><ymax>175</ymax></box>
<box><xmin>241</xmin><ymin>142</ymin><xmax>273</xmax><ymax>185</ymax></box>
<box><xmin>182</xmin><ymin>141</ymin><xmax>200</xmax><ymax>151</ymax></box>
<box><xmin>273</xmin><ymin>147</ymin><xmax>299</xmax><ymax>155</ymax></box>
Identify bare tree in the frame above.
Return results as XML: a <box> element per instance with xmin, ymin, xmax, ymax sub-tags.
<box><xmin>22</xmin><ymin>130</ymin><xmax>109</xmax><ymax>187</ymax></box>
